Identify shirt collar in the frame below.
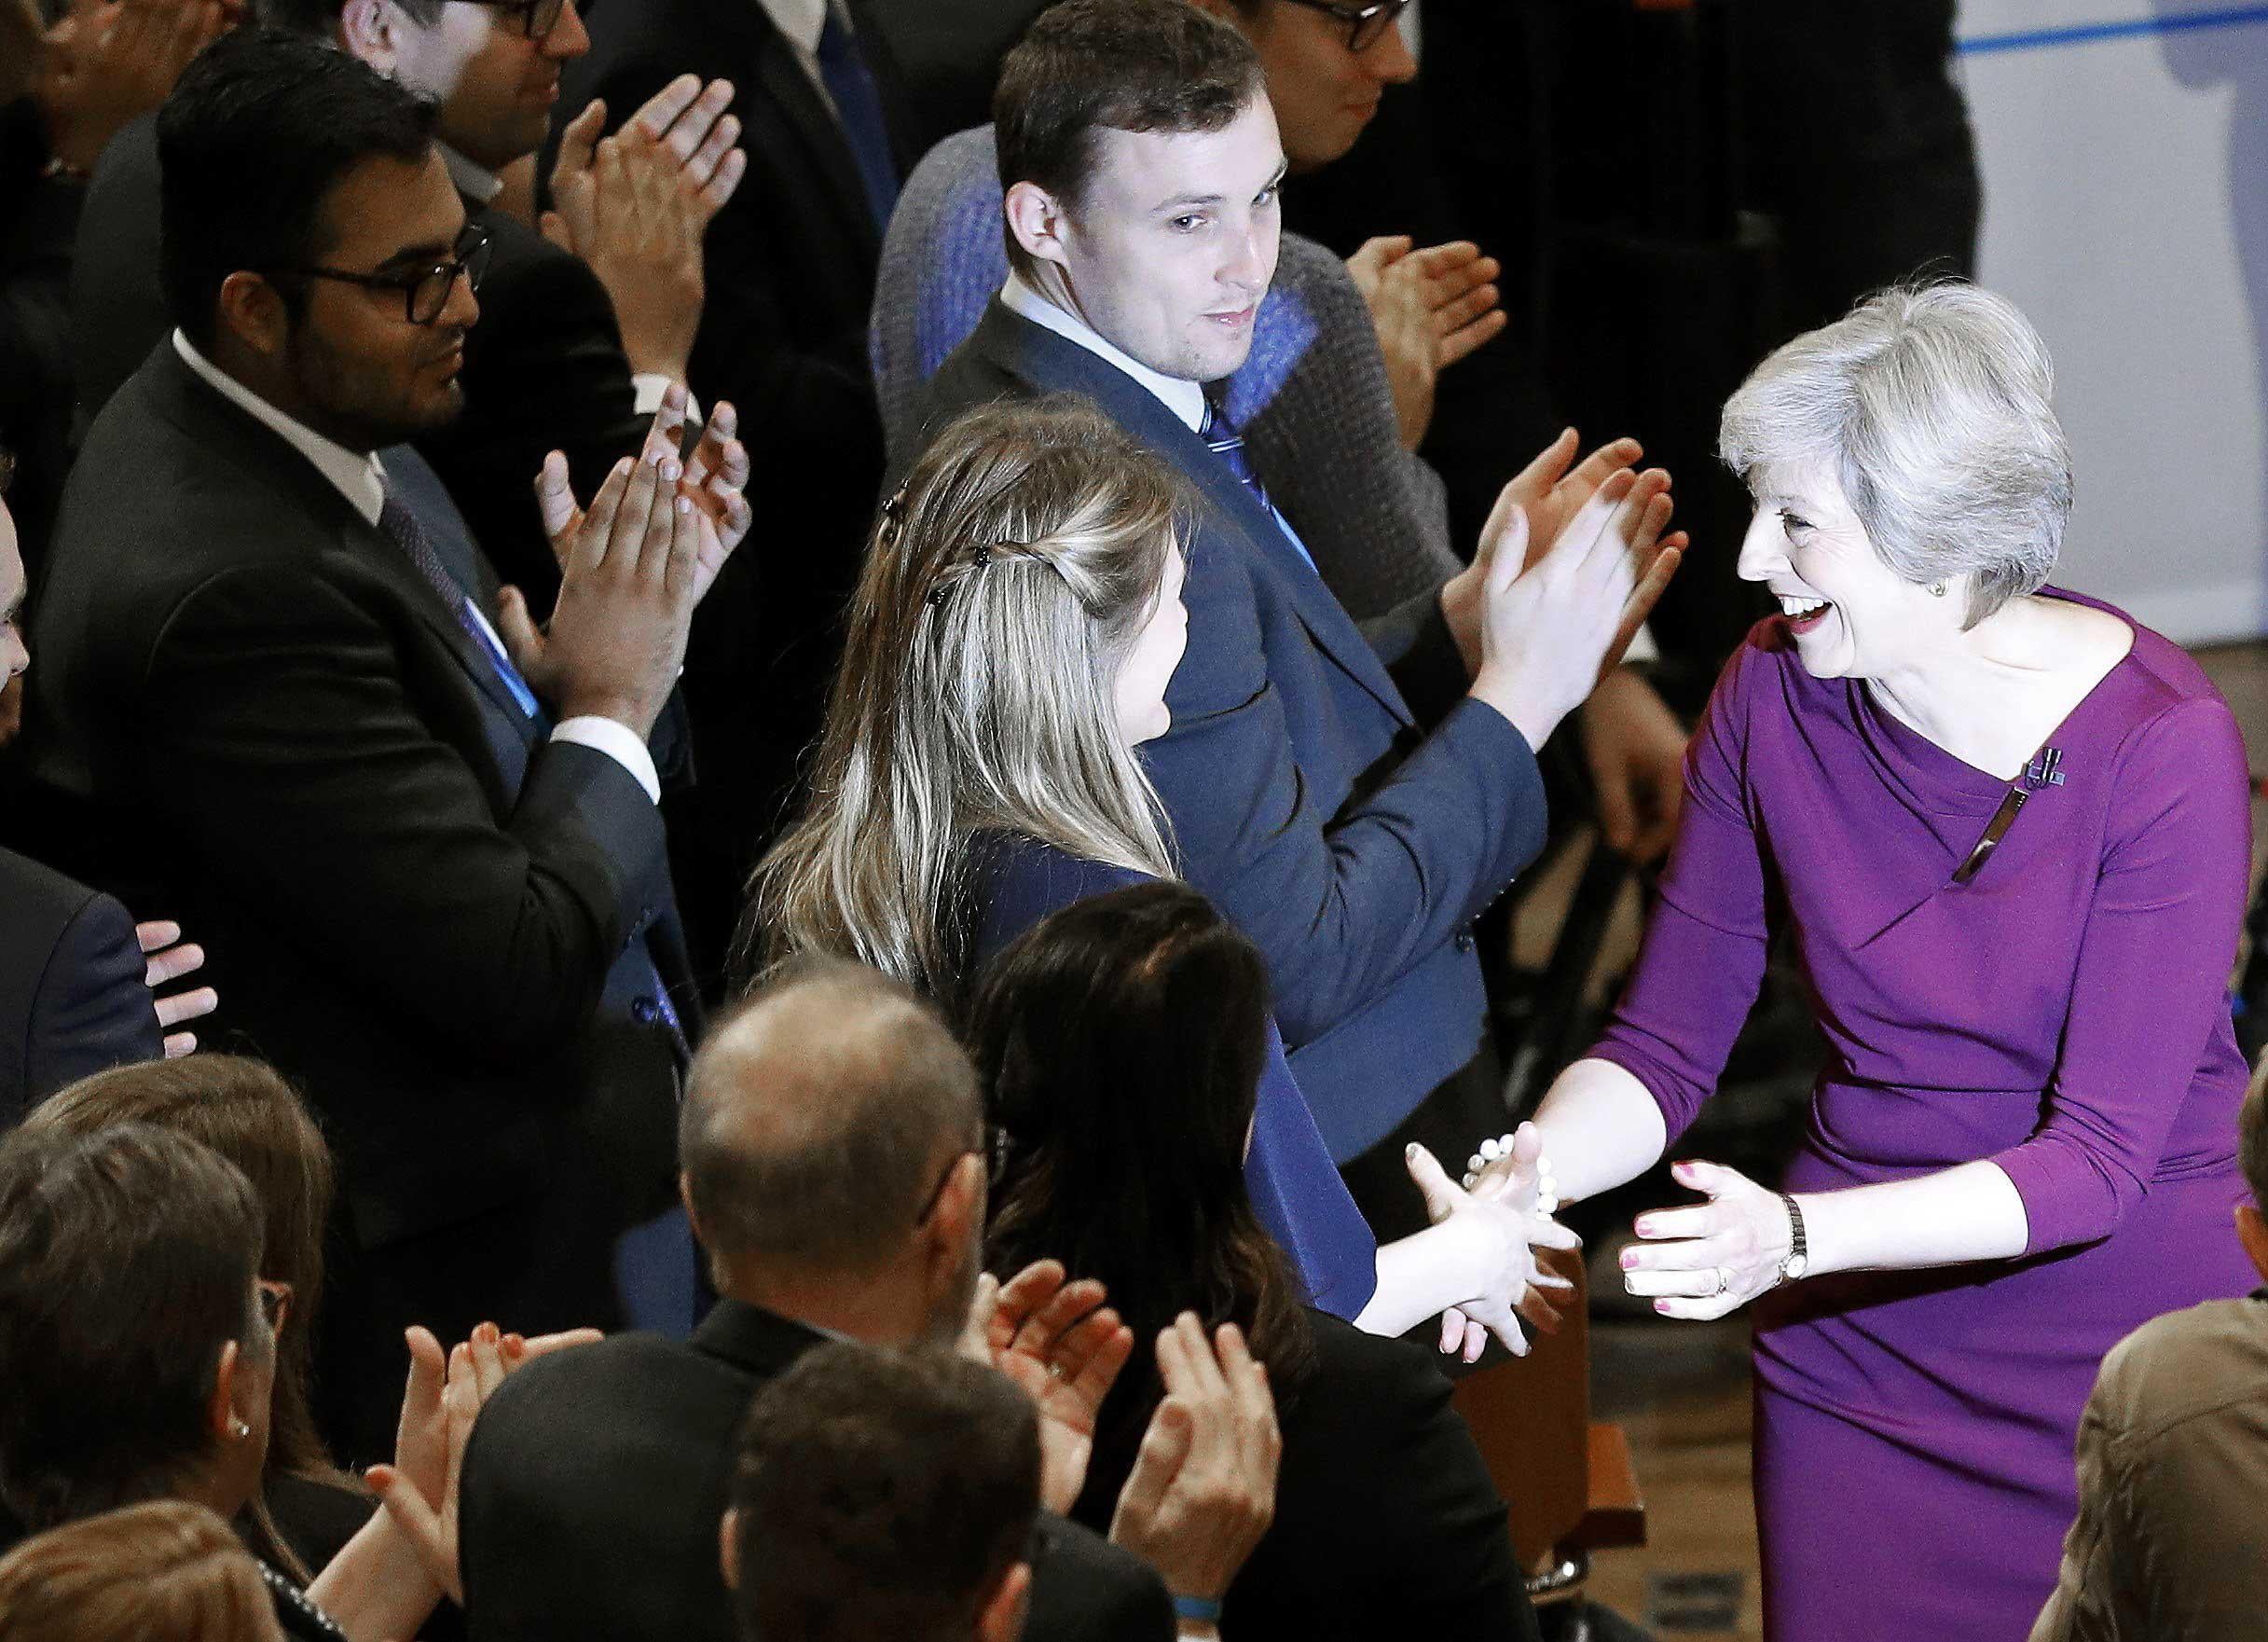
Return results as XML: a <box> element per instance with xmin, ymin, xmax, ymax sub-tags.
<box><xmin>759</xmin><ymin>0</ymin><xmax>830</xmax><ymax>57</ymax></box>
<box><xmin>440</xmin><ymin>143</ymin><xmax>502</xmax><ymax>206</ymax></box>
<box><xmin>999</xmin><ymin>270</ymin><xmax>1209</xmax><ymax>433</ymax></box>
<box><xmin>172</xmin><ymin>330</ymin><xmax>389</xmax><ymax>527</ymax></box>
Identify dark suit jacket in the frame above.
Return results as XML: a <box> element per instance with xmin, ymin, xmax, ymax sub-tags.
<box><xmin>21</xmin><ymin>342</ymin><xmax>690</xmax><ymax>1346</ymax></box>
<box><xmin>69</xmin><ymin>119</ymin><xmax>648</xmax><ymax>614</ymax></box>
<box><xmin>460</xmin><ymin>1298</ymin><xmax>1174</xmax><ymax>1642</ymax></box>
<box><xmin>1079</xmin><ymin>1311</ymin><xmax>1538</xmax><ymax>1642</ymax></box>
<box><xmin>561</xmin><ymin>0</ymin><xmax>923</xmax><ymax>986</ymax></box>
<box><xmin>914</xmin><ymin>302</ymin><xmax>1548</xmax><ymax>1159</ymax></box>
<box><xmin>0</xmin><ymin>846</ymin><xmax>162</xmax><ymax>1122</ymax></box>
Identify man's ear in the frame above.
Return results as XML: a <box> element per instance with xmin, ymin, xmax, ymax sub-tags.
<box><xmin>2237</xmin><ymin>1202</ymin><xmax>2268</xmax><ymax>1283</ymax></box>
<box><xmin>337</xmin><ymin>0</ymin><xmax>400</xmax><ymax>71</ymax></box>
<box><xmin>204</xmin><ymin>1339</ymin><xmax>241</xmax><ymax>1441</ymax></box>
<box><xmin>717</xmin><ymin>1506</ymin><xmax>742</xmax><ymax>1591</ymax></box>
<box><xmin>976</xmin><ymin>1559</ymin><xmax>1032</xmax><ymax>1642</ymax></box>
<box><xmin>215</xmin><ymin>271</ymin><xmax>295</xmax><ymax>363</ymax></box>
<box><xmin>1003</xmin><ymin>181</ymin><xmax>1073</xmax><ymax>273</ymax></box>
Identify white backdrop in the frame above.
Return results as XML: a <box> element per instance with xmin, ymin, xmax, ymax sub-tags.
<box><xmin>1959</xmin><ymin>1</ymin><xmax>2268</xmax><ymax>642</ymax></box>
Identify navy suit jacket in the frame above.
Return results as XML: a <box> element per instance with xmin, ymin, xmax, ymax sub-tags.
<box><xmin>0</xmin><ymin>846</ymin><xmax>162</xmax><ymax>1123</ymax></box>
<box><xmin>914</xmin><ymin>302</ymin><xmax>1548</xmax><ymax>1157</ymax></box>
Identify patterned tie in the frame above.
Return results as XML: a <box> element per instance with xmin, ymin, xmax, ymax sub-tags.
<box><xmin>378</xmin><ymin>493</ymin><xmax>545</xmax><ymax>726</ymax></box>
<box><xmin>1202</xmin><ymin>400</ymin><xmax>1315</xmax><ymax>572</ymax></box>
<box><xmin>816</xmin><ymin>9</ymin><xmax>900</xmax><ymax>234</ymax></box>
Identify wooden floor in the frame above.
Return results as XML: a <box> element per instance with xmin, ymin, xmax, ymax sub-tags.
<box><xmin>1523</xmin><ymin>639</ymin><xmax>2268</xmax><ymax>1641</ymax></box>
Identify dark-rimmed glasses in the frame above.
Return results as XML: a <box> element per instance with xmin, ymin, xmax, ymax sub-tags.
<box><xmin>289</xmin><ymin>222</ymin><xmax>491</xmax><ymax>326</ymax></box>
<box><xmin>485</xmin><ymin>0</ymin><xmax>575</xmax><ymax>40</ymax></box>
<box><xmin>914</xmin><ymin>1138</ymin><xmax>990</xmax><ymax>1227</ymax></box>
<box><xmin>1274</xmin><ymin>0</ymin><xmax>1410</xmax><ymax>53</ymax></box>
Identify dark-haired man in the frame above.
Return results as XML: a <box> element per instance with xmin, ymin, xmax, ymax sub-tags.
<box><xmin>22</xmin><ymin>29</ymin><xmax>747</xmax><ymax>1460</ymax></box>
<box><xmin>723</xmin><ymin>1343</ymin><xmax>1041</xmax><ymax>1642</ymax></box>
<box><xmin>460</xmin><ymin>961</ymin><xmax>1276</xmax><ymax>1642</ymax></box>
<box><xmin>71</xmin><ymin>0</ymin><xmax>741</xmax><ymax>614</ymax></box>
<box><xmin>914</xmin><ymin>0</ymin><xmax>1675</xmax><ymax>1234</ymax></box>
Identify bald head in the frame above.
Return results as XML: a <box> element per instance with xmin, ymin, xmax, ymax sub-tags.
<box><xmin>680</xmin><ymin>962</ymin><xmax>983</xmax><ymax>1276</ymax></box>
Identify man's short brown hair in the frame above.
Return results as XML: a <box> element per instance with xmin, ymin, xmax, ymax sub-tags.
<box><xmin>993</xmin><ymin>0</ymin><xmax>1265</xmax><ymax>278</ymax></box>
<box><xmin>2239</xmin><ymin>1060</ymin><xmax>2268</xmax><ymax>1212</ymax></box>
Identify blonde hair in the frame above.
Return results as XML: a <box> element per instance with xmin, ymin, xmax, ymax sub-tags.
<box><xmin>0</xmin><ymin>1500</ymin><xmax>282</xmax><ymax>1642</ymax></box>
<box><xmin>749</xmin><ymin>399</ymin><xmax>1185</xmax><ymax>999</ymax></box>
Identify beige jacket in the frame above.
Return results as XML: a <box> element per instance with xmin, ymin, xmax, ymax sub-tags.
<box><xmin>2031</xmin><ymin>1292</ymin><xmax>2268</xmax><ymax>1642</ymax></box>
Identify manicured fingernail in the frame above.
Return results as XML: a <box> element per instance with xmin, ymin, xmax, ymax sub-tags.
<box><xmin>1634</xmin><ymin>1220</ymin><xmax>1655</xmax><ymax>1236</ymax></box>
<box><xmin>1619</xmin><ymin>1249</ymin><xmax>1638</xmax><ymax>1269</ymax></box>
<box><xmin>1655</xmin><ymin>1299</ymin><xmax>1670</xmax><ymax>1314</ymax></box>
<box><xmin>1405</xmin><ymin>1143</ymin><xmax>1419</xmax><ymax>1160</ymax></box>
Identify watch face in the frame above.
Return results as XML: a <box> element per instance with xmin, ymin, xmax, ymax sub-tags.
<box><xmin>1783</xmin><ymin>1254</ymin><xmax>1808</xmax><ymax>1281</ymax></box>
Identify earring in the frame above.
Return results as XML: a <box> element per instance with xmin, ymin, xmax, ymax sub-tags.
<box><xmin>228</xmin><ymin>1416</ymin><xmax>252</xmax><ymax>1441</ymax></box>
<box><xmin>1928</xmin><ymin>582</ymin><xmax>1947</xmax><ymax>598</ymax></box>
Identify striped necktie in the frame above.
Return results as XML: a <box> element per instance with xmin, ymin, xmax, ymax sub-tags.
<box><xmin>1201</xmin><ymin>400</ymin><xmax>1315</xmax><ymax>572</ymax></box>
<box><xmin>378</xmin><ymin>493</ymin><xmax>545</xmax><ymax>726</ymax></box>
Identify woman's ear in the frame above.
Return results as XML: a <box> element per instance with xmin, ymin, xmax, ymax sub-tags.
<box><xmin>204</xmin><ymin>1339</ymin><xmax>242</xmax><ymax>1441</ymax></box>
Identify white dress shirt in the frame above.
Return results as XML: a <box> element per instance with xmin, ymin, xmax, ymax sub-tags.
<box><xmin>759</xmin><ymin>0</ymin><xmax>843</xmax><ymax>115</ymax></box>
<box><xmin>171</xmin><ymin>330</ymin><xmax>662</xmax><ymax>802</ymax></box>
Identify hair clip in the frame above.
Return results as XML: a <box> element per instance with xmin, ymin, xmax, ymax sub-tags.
<box><xmin>877</xmin><ymin>484</ymin><xmax>911</xmax><ymax>546</ymax></box>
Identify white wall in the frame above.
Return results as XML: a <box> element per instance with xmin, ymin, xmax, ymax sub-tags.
<box><xmin>1959</xmin><ymin>1</ymin><xmax>2268</xmax><ymax>642</ymax></box>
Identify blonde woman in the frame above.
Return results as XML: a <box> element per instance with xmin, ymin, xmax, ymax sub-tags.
<box><xmin>753</xmin><ymin>398</ymin><xmax>1572</xmax><ymax>1355</ymax></box>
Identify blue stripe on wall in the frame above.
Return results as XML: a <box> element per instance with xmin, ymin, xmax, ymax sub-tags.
<box><xmin>1960</xmin><ymin>5</ymin><xmax>2268</xmax><ymax>55</ymax></box>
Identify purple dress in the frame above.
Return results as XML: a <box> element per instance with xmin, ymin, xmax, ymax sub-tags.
<box><xmin>1590</xmin><ymin>594</ymin><xmax>2258</xmax><ymax>1641</ymax></box>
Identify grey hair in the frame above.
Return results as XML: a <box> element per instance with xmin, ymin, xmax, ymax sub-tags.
<box><xmin>1720</xmin><ymin>283</ymin><xmax>2074</xmax><ymax>628</ymax></box>
<box><xmin>2240</xmin><ymin>1062</ymin><xmax>2268</xmax><ymax>1213</ymax></box>
<box><xmin>679</xmin><ymin>959</ymin><xmax>983</xmax><ymax>1276</ymax></box>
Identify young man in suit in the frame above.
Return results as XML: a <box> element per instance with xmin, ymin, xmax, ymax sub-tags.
<box><xmin>913</xmin><ymin>0</ymin><xmax>1678</xmax><ymax>1236</ymax></box>
<box><xmin>21</xmin><ymin>30</ymin><xmax>749</xmax><ymax>1460</ymax></box>
<box><xmin>458</xmin><ymin>962</ymin><xmax>1277</xmax><ymax>1642</ymax></box>
<box><xmin>563</xmin><ymin>0</ymin><xmax>921</xmax><ymax>982</ymax></box>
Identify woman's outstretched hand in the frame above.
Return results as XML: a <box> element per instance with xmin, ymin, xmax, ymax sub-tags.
<box><xmin>1620</xmin><ymin>1158</ymin><xmax>1795</xmax><ymax>1319</ymax></box>
<box><xmin>1405</xmin><ymin>1139</ymin><xmax>1581</xmax><ymax>1361</ymax></box>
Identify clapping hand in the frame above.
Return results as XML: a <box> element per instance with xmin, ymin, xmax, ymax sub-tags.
<box><xmin>1620</xmin><ymin>1158</ymin><xmax>1794</xmax><ymax>1319</ymax></box>
<box><xmin>1345</xmin><ymin>236</ymin><xmax>1508</xmax><ymax>449</ymax></box>
<box><xmin>36</xmin><ymin>0</ymin><xmax>227</xmax><ymax>174</ymax></box>
<box><xmin>1107</xmin><ymin>1316</ymin><xmax>1280</xmax><ymax>1614</ymax></box>
<box><xmin>962</xmin><ymin>1261</ymin><xmax>1135</xmax><ymax>1513</ymax></box>
<box><xmin>529</xmin><ymin>386</ymin><xmax>749</xmax><ymax>610</ymax></box>
<box><xmin>546</xmin><ymin>76</ymin><xmax>746</xmax><ymax>382</ymax></box>
<box><xmin>373</xmin><ymin>1321</ymin><xmax>602</xmax><ymax>1603</ymax></box>
<box><xmin>135</xmin><ymin>918</ymin><xmax>216</xmax><ymax>1056</ymax></box>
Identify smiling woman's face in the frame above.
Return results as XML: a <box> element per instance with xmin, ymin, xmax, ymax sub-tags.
<box><xmin>1735</xmin><ymin>459</ymin><xmax>1948</xmax><ymax>681</ymax></box>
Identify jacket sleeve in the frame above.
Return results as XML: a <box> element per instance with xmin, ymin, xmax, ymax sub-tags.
<box><xmin>1144</xmin><ymin>521</ymin><xmax>1546</xmax><ymax>1050</ymax></box>
<box><xmin>142</xmin><ymin>562</ymin><xmax>670</xmax><ymax>1066</ymax></box>
<box><xmin>23</xmin><ymin>887</ymin><xmax>164</xmax><ymax>1101</ymax></box>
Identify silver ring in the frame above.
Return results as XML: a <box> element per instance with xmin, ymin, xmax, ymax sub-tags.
<box><xmin>1714</xmin><ymin>1266</ymin><xmax>1735</xmax><ymax>1298</ymax></box>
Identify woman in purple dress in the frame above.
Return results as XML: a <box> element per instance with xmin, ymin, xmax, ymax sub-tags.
<box><xmin>1496</xmin><ymin>284</ymin><xmax>2260</xmax><ymax>1638</ymax></box>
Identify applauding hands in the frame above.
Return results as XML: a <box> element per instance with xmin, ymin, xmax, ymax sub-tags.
<box><xmin>1345</xmin><ymin>236</ymin><xmax>1508</xmax><ymax>450</ymax></box>
<box><xmin>546</xmin><ymin>75</ymin><xmax>748</xmax><ymax>384</ymax></box>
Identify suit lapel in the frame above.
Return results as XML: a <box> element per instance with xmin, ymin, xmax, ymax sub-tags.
<box><xmin>747</xmin><ymin>10</ymin><xmax>880</xmax><ymax>259</ymax></box>
<box><xmin>971</xmin><ymin>305</ymin><xmax>1416</xmax><ymax>729</ymax></box>
<box><xmin>691</xmin><ymin>1299</ymin><xmax>827</xmax><ymax>1380</ymax></box>
<box><xmin>150</xmin><ymin>352</ymin><xmax>542</xmax><ymax>745</ymax></box>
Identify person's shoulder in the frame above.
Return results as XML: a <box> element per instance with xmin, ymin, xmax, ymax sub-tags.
<box><xmin>1025</xmin><ymin>1511</ymin><xmax>1174</xmax><ymax>1642</ymax></box>
<box><xmin>969</xmin><ymin>835</ymin><xmax>1155</xmax><ymax>961</ymax></box>
<box><xmin>1284</xmin><ymin>1309</ymin><xmax>1457</xmax><ymax>1440</ymax></box>
<box><xmin>2091</xmin><ymin>1296</ymin><xmax>2268</xmax><ymax>1432</ymax></box>
<box><xmin>474</xmin><ymin>1330</ymin><xmax>735</xmax><ymax>1447</ymax></box>
<box><xmin>0</xmin><ymin>846</ymin><xmax>101</xmax><ymax>930</ymax></box>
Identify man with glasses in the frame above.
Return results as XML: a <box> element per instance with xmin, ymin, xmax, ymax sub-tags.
<box><xmin>459</xmin><ymin>959</ymin><xmax>1275</xmax><ymax>1642</ymax></box>
<box><xmin>21</xmin><ymin>31</ymin><xmax>749</xmax><ymax>1462</ymax></box>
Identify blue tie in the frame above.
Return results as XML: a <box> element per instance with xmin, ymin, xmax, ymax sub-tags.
<box><xmin>1202</xmin><ymin>401</ymin><xmax>1315</xmax><ymax>572</ymax></box>
<box><xmin>816</xmin><ymin>10</ymin><xmax>900</xmax><ymax>234</ymax></box>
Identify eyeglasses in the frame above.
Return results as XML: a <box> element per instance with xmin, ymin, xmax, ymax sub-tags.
<box><xmin>290</xmin><ymin>222</ymin><xmax>491</xmax><ymax>326</ymax></box>
<box><xmin>485</xmin><ymin>0</ymin><xmax>575</xmax><ymax>40</ymax></box>
<box><xmin>1273</xmin><ymin>0</ymin><xmax>1410</xmax><ymax>53</ymax></box>
<box><xmin>256</xmin><ymin>1278</ymin><xmax>295</xmax><ymax>1337</ymax></box>
<box><xmin>913</xmin><ymin>1142</ymin><xmax>985</xmax><ymax>1228</ymax></box>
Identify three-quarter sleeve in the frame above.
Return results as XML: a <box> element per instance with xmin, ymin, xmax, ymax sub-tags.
<box><xmin>1989</xmin><ymin>698</ymin><xmax>2252</xmax><ymax>1253</ymax></box>
<box><xmin>1588</xmin><ymin>644</ymin><xmax>1775</xmax><ymax>1142</ymax></box>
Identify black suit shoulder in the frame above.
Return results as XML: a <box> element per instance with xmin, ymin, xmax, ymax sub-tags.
<box><xmin>1221</xmin><ymin>1311</ymin><xmax>1537</xmax><ymax>1642</ymax></box>
<box><xmin>419</xmin><ymin>200</ymin><xmax>644</xmax><ymax>612</ymax></box>
<box><xmin>0</xmin><ymin>846</ymin><xmax>158</xmax><ymax>1122</ymax></box>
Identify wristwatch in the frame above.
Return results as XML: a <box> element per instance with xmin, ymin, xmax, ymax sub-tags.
<box><xmin>1779</xmin><ymin>1192</ymin><xmax>1808</xmax><ymax>1282</ymax></box>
